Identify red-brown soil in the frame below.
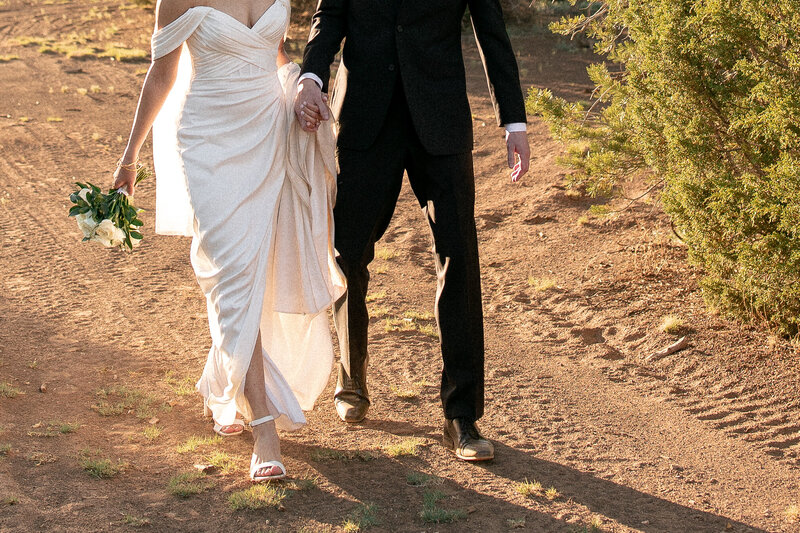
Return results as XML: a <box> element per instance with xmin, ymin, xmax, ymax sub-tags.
<box><xmin>1</xmin><ymin>2</ymin><xmax>799</xmax><ymax>532</ymax></box>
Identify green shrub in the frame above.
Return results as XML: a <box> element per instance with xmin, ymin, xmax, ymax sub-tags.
<box><xmin>528</xmin><ymin>1</ymin><xmax>800</xmax><ymax>335</ymax></box>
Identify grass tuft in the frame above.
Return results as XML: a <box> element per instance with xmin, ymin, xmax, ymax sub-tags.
<box><xmin>390</xmin><ymin>385</ymin><xmax>419</xmax><ymax>400</ymax></box>
<box><xmin>374</xmin><ymin>248</ymin><xmax>397</xmax><ymax>260</ymax></box>
<box><xmin>0</xmin><ymin>443</ymin><xmax>11</xmax><ymax>457</ymax></box>
<box><xmin>365</xmin><ymin>290</ymin><xmax>387</xmax><ymax>303</ymax></box>
<box><xmin>0</xmin><ymin>383</ymin><xmax>22</xmax><ymax>398</ymax></box>
<box><xmin>660</xmin><ymin>315</ymin><xmax>684</xmax><ymax>334</ymax></box>
<box><xmin>167</xmin><ymin>471</ymin><xmax>215</xmax><ymax>498</ymax></box>
<box><xmin>80</xmin><ymin>449</ymin><xmax>126</xmax><ymax>478</ymax></box>
<box><xmin>3</xmin><ymin>496</ymin><xmax>19</xmax><ymax>505</ymax></box>
<box><xmin>419</xmin><ymin>490</ymin><xmax>466</xmax><ymax>523</ymax></box>
<box><xmin>93</xmin><ymin>385</ymin><xmax>168</xmax><ymax>419</ymax></box>
<box><xmin>383</xmin><ymin>438</ymin><xmax>422</xmax><ymax>458</ymax></box>
<box><xmin>228</xmin><ymin>484</ymin><xmax>286</xmax><ymax>510</ymax></box>
<box><xmin>310</xmin><ymin>448</ymin><xmax>374</xmax><ymax>462</ymax></box>
<box><xmin>0</xmin><ymin>54</ymin><xmax>19</xmax><ymax>63</ymax></box>
<box><xmin>342</xmin><ymin>502</ymin><xmax>380</xmax><ymax>531</ymax></box>
<box><xmin>545</xmin><ymin>486</ymin><xmax>560</xmax><ymax>500</ymax></box>
<box><xmin>142</xmin><ymin>426</ymin><xmax>162</xmax><ymax>441</ymax></box>
<box><xmin>176</xmin><ymin>434</ymin><xmax>222</xmax><ymax>454</ymax></box>
<box><xmin>508</xmin><ymin>517</ymin><xmax>526</xmax><ymax>528</ymax></box>
<box><xmin>121</xmin><ymin>513</ymin><xmax>150</xmax><ymax>527</ymax></box>
<box><xmin>205</xmin><ymin>450</ymin><xmax>236</xmax><ymax>475</ymax></box>
<box><xmin>515</xmin><ymin>478</ymin><xmax>543</xmax><ymax>497</ymax></box>
<box><xmin>162</xmin><ymin>371</ymin><xmax>196</xmax><ymax>396</ymax></box>
<box><xmin>528</xmin><ymin>277</ymin><xmax>557</xmax><ymax>291</ymax></box>
<box><xmin>406</xmin><ymin>472</ymin><xmax>442</xmax><ymax>486</ymax></box>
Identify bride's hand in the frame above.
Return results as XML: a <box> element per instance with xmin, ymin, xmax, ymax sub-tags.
<box><xmin>113</xmin><ymin>161</ymin><xmax>137</xmax><ymax>196</ymax></box>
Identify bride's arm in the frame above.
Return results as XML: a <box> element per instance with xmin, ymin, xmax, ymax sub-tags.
<box><xmin>277</xmin><ymin>38</ymin><xmax>290</xmax><ymax>68</ymax></box>
<box><xmin>113</xmin><ymin>0</ymin><xmax>190</xmax><ymax>196</ymax></box>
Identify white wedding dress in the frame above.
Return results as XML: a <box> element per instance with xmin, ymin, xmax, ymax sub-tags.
<box><xmin>149</xmin><ymin>0</ymin><xmax>345</xmax><ymax>431</ymax></box>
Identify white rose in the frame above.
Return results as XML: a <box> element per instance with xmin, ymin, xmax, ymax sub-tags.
<box><xmin>75</xmin><ymin>211</ymin><xmax>98</xmax><ymax>239</ymax></box>
<box><xmin>92</xmin><ymin>219</ymin><xmax>118</xmax><ymax>248</ymax></box>
<box><xmin>77</xmin><ymin>188</ymin><xmax>91</xmax><ymax>202</ymax></box>
<box><xmin>112</xmin><ymin>225</ymin><xmax>127</xmax><ymax>246</ymax></box>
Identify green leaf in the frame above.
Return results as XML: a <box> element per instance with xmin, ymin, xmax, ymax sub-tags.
<box><xmin>129</xmin><ymin>231</ymin><xmax>143</xmax><ymax>240</ymax></box>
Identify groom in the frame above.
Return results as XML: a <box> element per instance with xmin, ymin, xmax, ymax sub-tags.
<box><xmin>295</xmin><ymin>0</ymin><xmax>530</xmax><ymax>462</ymax></box>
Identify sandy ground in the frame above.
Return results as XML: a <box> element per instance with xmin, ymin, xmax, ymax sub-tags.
<box><xmin>1</xmin><ymin>1</ymin><xmax>799</xmax><ymax>532</ymax></box>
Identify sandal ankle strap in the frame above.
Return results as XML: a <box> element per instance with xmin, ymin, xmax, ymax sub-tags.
<box><xmin>250</xmin><ymin>414</ymin><xmax>275</xmax><ymax>427</ymax></box>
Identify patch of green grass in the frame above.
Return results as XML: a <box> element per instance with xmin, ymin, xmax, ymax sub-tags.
<box><xmin>176</xmin><ymin>434</ymin><xmax>222</xmax><ymax>454</ymax></box>
<box><xmin>342</xmin><ymin>502</ymin><xmax>380</xmax><ymax>531</ymax></box>
<box><xmin>167</xmin><ymin>471</ymin><xmax>215</xmax><ymax>498</ymax></box>
<box><xmin>0</xmin><ymin>54</ymin><xmax>20</xmax><ymax>63</ymax></box>
<box><xmin>374</xmin><ymin>248</ymin><xmax>397</xmax><ymax>260</ymax></box>
<box><xmin>577</xmin><ymin>215</ymin><xmax>590</xmax><ymax>226</ymax></box>
<box><xmin>406</xmin><ymin>472</ymin><xmax>442</xmax><ymax>486</ymax></box>
<box><xmin>142</xmin><ymin>426</ymin><xmax>162</xmax><ymax>441</ymax></box>
<box><xmin>0</xmin><ymin>443</ymin><xmax>11</xmax><ymax>457</ymax></box>
<box><xmin>163</xmin><ymin>371</ymin><xmax>196</xmax><ymax>396</ymax></box>
<box><xmin>205</xmin><ymin>450</ymin><xmax>235</xmax><ymax>475</ymax></box>
<box><xmin>46</xmin><ymin>117</ymin><xmax>63</xmax><ymax>123</ymax></box>
<box><xmin>79</xmin><ymin>449</ymin><xmax>126</xmax><ymax>479</ymax></box>
<box><xmin>121</xmin><ymin>513</ymin><xmax>150</xmax><ymax>527</ymax></box>
<box><xmin>383</xmin><ymin>438</ymin><xmax>422</xmax><ymax>458</ymax></box>
<box><xmin>419</xmin><ymin>490</ymin><xmax>466</xmax><ymax>524</ymax></box>
<box><xmin>417</xmin><ymin>323</ymin><xmax>438</xmax><ymax>338</ymax></box>
<box><xmin>310</xmin><ymin>448</ymin><xmax>375</xmax><ymax>462</ymax></box>
<box><xmin>228</xmin><ymin>484</ymin><xmax>286</xmax><ymax>511</ymax></box>
<box><xmin>27</xmin><ymin>360</ymin><xmax>38</xmax><ymax>369</ymax></box>
<box><xmin>0</xmin><ymin>383</ymin><xmax>22</xmax><ymax>398</ymax></box>
<box><xmin>3</xmin><ymin>496</ymin><xmax>19</xmax><ymax>505</ymax></box>
<box><xmin>93</xmin><ymin>385</ymin><xmax>168</xmax><ymax>419</ymax></box>
<box><xmin>515</xmin><ymin>478</ymin><xmax>543</xmax><ymax>497</ymax></box>
<box><xmin>528</xmin><ymin>277</ymin><xmax>557</xmax><ymax>291</ymax></box>
<box><xmin>368</xmin><ymin>305</ymin><xmax>392</xmax><ymax>318</ymax></box>
<box><xmin>660</xmin><ymin>315</ymin><xmax>684</xmax><ymax>334</ymax></box>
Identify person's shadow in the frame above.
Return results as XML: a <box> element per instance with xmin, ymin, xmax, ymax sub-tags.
<box><xmin>283</xmin><ymin>418</ymin><xmax>765</xmax><ymax>533</ymax></box>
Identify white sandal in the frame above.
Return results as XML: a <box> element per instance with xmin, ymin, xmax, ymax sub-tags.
<box><xmin>249</xmin><ymin>415</ymin><xmax>286</xmax><ymax>482</ymax></box>
<box><xmin>203</xmin><ymin>400</ymin><xmax>245</xmax><ymax>437</ymax></box>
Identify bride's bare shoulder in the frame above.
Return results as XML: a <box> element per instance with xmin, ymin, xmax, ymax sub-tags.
<box><xmin>155</xmin><ymin>0</ymin><xmax>201</xmax><ymax>29</ymax></box>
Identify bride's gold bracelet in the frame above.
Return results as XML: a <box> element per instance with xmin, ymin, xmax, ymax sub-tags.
<box><xmin>117</xmin><ymin>158</ymin><xmax>140</xmax><ymax>171</ymax></box>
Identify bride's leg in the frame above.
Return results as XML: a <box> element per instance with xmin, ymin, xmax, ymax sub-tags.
<box><xmin>244</xmin><ymin>332</ymin><xmax>282</xmax><ymax>476</ymax></box>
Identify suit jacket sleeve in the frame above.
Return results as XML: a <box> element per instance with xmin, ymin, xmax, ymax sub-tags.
<box><xmin>301</xmin><ymin>0</ymin><xmax>348</xmax><ymax>94</ymax></box>
<box><xmin>468</xmin><ymin>0</ymin><xmax>527</xmax><ymax>127</ymax></box>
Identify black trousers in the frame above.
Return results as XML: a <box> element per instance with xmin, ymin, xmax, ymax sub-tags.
<box><xmin>332</xmin><ymin>80</ymin><xmax>485</xmax><ymax>420</ymax></box>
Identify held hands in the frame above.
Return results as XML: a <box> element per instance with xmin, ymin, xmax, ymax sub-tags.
<box><xmin>294</xmin><ymin>79</ymin><xmax>330</xmax><ymax>133</ymax></box>
<box><xmin>506</xmin><ymin>131</ymin><xmax>530</xmax><ymax>183</ymax></box>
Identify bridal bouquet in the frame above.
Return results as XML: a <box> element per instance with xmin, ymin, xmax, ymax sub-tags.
<box><xmin>68</xmin><ymin>165</ymin><xmax>149</xmax><ymax>250</ymax></box>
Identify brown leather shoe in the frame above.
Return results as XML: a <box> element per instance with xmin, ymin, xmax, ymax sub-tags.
<box><xmin>443</xmin><ymin>418</ymin><xmax>494</xmax><ymax>461</ymax></box>
<box><xmin>334</xmin><ymin>363</ymin><xmax>369</xmax><ymax>423</ymax></box>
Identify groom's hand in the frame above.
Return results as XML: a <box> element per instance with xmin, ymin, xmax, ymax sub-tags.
<box><xmin>294</xmin><ymin>79</ymin><xmax>330</xmax><ymax>133</ymax></box>
<box><xmin>506</xmin><ymin>131</ymin><xmax>530</xmax><ymax>183</ymax></box>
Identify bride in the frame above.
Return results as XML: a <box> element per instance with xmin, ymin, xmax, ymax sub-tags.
<box><xmin>112</xmin><ymin>0</ymin><xmax>344</xmax><ymax>482</ymax></box>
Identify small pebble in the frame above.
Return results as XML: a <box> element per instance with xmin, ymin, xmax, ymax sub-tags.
<box><xmin>39</xmin><ymin>384</ymin><xmax>47</xmax><ymax>393</ymax></box>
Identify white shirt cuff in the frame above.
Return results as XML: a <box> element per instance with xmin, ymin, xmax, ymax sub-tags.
<box><xmin>504</xmin><ymin>122</ymin><xmax>527</xmax><ymax>139</ymax></box>
<box><xmin>298</xmin><ymin>72</ymin><xmax>324</xmax><ymax>89</ymax></box>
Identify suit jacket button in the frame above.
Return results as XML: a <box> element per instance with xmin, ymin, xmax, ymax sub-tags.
<box><xmin>388</xmin><ymin>64</ymin><xmax>395</xmax><ymax>71</ymax></box>
<box><xmin>396</xmin><ymin>24</ymin><xmax>403</xmax><ymax>32</ymax></box>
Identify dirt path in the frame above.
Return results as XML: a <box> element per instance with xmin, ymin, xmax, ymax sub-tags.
<box><xmin>1</xmin><ymin>1</ymin><xmax>799</xmax><ymax>532</ymax></box>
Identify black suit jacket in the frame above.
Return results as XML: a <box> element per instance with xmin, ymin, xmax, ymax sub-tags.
<box><xmin>301</xmin><ymin>0</ymin><xmax>527</xmax><ymax>155</ymax></box>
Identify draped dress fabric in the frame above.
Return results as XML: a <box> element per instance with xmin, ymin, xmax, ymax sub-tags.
<box><xmin>150</xmin><ymin>0</ymin><xmax>345</xmax><ymax>431</ymax></box>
